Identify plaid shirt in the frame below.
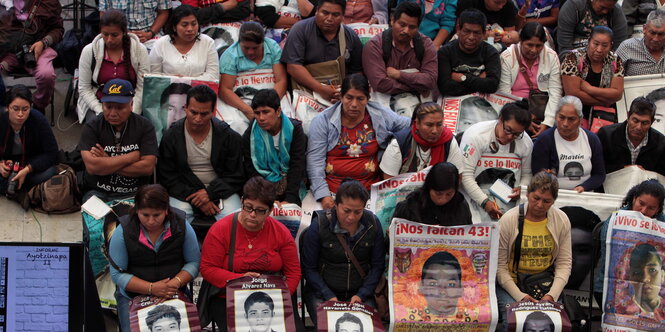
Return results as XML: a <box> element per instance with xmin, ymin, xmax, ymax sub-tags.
<box><xmin>616</xmin><ymin>37</ymin><xmax>665</xmax><ymax>76</ymax></box>
<box><xmin>626</xmin><ymin>126</ymin><xmax>649</xmax><ymax>165</ymax></box>
<box><xmin>98</xmin><ymin>0</ymin><xmax>170</xmax><ymax>31</ymax></box>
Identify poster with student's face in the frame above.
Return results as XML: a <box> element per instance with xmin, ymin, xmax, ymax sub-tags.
<box><xmin>437</xmin><ymin>92</ymin><xmax>520</xmax><ymax>135</ymax></box>
<box><xmin>316</xmin><ymin>302</ymin><xmax>383</xmax><ymax>332</ymax></box>
<box><xmin>226</xmin><ymin>275</ymin><xmax>295</xmax><ymax>332</ymax></box>
<box><xmin>506</xmin><ymin>301</ymin><xmax>570</xmax><ymax>332</ymax></box>
<box><xmin>129</xmin><ymin>296</ymin><xmax>201</xmax><ymax>332</ymax></box>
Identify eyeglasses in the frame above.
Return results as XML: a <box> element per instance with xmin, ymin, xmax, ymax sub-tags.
<box><xmin>242</xmin><ymin>204</ymin><xmax>269</xmax><ymax>216</ymax></box>
<box><xmin>9</xmin><ymin>106</ymin><xmax>30</xmax><ymax>113</ymax></box>
<box><xmin>501</xmin><ymin>121</ymin><xmax>524</xmax><ymax>139</ymax></box>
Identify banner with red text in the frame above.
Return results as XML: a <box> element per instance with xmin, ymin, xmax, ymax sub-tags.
<box><xmin>602</xmin><ymin>210</ymin><xmax>665</xmax><ymax>331</ymax></box>
<box><xmin>388</xmin><ymin>219</ymin><xmax>498</xmax><ymax>331</ymax></box>
<box><xmin>437</xmin><ymin>93</ymin><xmax>521</xmax><ymax>135</ymax></box>
<box><xmin>346</xmin><ymin>23</ymin><xmax>389</xmax><ymax>45</ymax></box>
<box><xmin>226</xmin><ymin>275</ymin><xmax>296</xmax><ymax>332</ymax></box>
<box><xmin>317</xmin><ymin>301</ymin><xmax>384</xmax><ymax>332</ymax></box>
<box><xmin>369</xmin><ymin>168</ymin><xmax>431</xmax><ymax>230</ymax></box>
<box><xmin>292</xmin><ymin>89</ymin><xmax>328</xmax><ymax>135</ymax></box>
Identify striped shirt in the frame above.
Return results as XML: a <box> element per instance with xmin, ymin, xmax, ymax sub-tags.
<box><xmin>625</xmin><ymin>126</ymin><xmax>649</xmax><ymax>165</ymax></box>
<box><xmin>616</xmin><ymin>37</ymin><xmax>665</xmax><ymax>76</ymax></box>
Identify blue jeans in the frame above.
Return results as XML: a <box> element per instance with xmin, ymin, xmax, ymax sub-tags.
<box><xmin>115</xmin><ymin>290</ymin><xmax>131</xmax><ymax>332</ymax></box>
<box><xmin>169</xmin><ymin>194</ymin><xmax>241</xmax><ymax>223</ymax></box>
<box><xmin>495</xmin><ymin>284</ymin><xmax>516</xmax><ymax>332</ymax></box>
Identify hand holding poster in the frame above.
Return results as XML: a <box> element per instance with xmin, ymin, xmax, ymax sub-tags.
<box><xmin>602</xmin><ymin>210</ymin><xmax>665</xmax><ymax>332</ymax></box>
<box><xmin>506</xmin><ymin>301</ymin><xmax>571</xmax><ymax>332</ymax></box>
<box><xmin>369</xmin><ymin>168</ymin><xmax>430</xmax><ymax>230</ymax></box>
<box><xmin>226</xmin><ymin>275</ymin><xmax>296</xmax><ymax>332</ymax></box>
<box><xmin>389</xmin><ymin>219</ymin><xmax>498</xmax><ymax>331</ymax></box>
<box><xmin>317</xmin><ymin>301</ymin><xmax>384</xmax><ymax>332</ymax></box>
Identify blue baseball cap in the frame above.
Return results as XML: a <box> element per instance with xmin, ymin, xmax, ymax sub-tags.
<box><xmin>100</xmin><ymin>79</ymin><xmax>135</xmax><ymax>104</ymax></box>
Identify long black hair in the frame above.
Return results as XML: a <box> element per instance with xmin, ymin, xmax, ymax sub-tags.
<box><xmin>100</xmin><ymin>9</ymin><xmax>133</xmax><ymax>84</ymax></box>
<box><xmin>419</xmin><ymin>162</ymin><xmax>460</xmax><ymax>208</ymax></box>
<box><xmin>622</xmin><ymin>180</ymin><xmax>665</xmax><ymax>216</ymax></box>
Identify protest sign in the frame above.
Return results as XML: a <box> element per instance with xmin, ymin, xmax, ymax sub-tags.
<box><xmin>270</xmin><ymin>203</ymin><xmax>308</xmax><ymax>242</ymax></box>
<box><xmin>129</xmin><ymin>293</ymin><xmax>201</xmax><ymax>332</ymax></box>
<box><xmin>292</xmin><ymin>89</ymin><xmax>328</xmax><ymax>135</ymax></box>
<box><xmin>142</xmin><ymin>74</ymin><xmax>220</xmax><ymax>142</ymax></box>
<box><xmin>616</xmin><ymin>74</ymin><xmax>665</xmax><ymax>131</ymax></box>
<box><xmin>346</xmin><ymin>23</ymin><xmax>389</xmax><ymax>44</ymax></box>
<box><xmin>438</xmin><ymin>92</ymin><xmax>521</xmax><ymax>135</ymax></box>
<box><xmin>389</xmin><ymin>219</ymin><xmax>498</xmax><ymax>331</ymax></box>
<box><xmin>369</xmin><ymin>168</ymin><xmax>430</xmax><ymax>230</ymax></box>
<box><xmin>261</xmin><ymin>0</ymin><xmax>302</xmax><ymax>44</ymax></box>
<box><xmin>506</xmin><ymin>301</ymin><xmax>571</xmax><ymax>332</ymax></box>
<box><xmin>226</xmin><ymin>275</ymin><xmax>296</xmax><ymax>332</ymax></box>
<box><xmin>602</xmin><ymin>210</ymin><xmax>665</xmax><ymax>332</ymax></box>
<box><xmin>317</xmin><ymin>301</ymin><xmax>384</xmax><ymax>332</ymax></box>
<box><xmin>371</xmin><ymin>88</ymin><xmax>432</xmax><ymax>119</ymax></box>
<box><xmin>603</xmin><ymin>166</ymin><xmax>665</xmax><ymax>197</ymax></box>
<box><xmin>201</xmin><ymin>22</ymin><xmax>242</xmax><ymax>58</ymax></box>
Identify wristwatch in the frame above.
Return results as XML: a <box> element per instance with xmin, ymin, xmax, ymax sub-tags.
<box><xmin>460</xmin><ymin>74</ymin><xmax>467</xmax><ymax>82</ymax></box>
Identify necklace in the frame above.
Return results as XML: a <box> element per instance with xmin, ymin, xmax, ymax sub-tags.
<box><xmin>244</xmin><ymin>229</ymin><xmax>262</xmax><ymax>249</ymax></box>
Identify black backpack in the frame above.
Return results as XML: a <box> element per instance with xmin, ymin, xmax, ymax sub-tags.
<box><xmin>381</xmin><ymin>28</ymin><xmax>425</xmax><ymax>65</ymax></box>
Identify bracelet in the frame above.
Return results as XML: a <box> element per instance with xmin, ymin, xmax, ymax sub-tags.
<box><xmin>41</xmin><ymin>38</ymin><xmax>50</xmax><ymax>49</ymax></box>
<box><xmin>148</xmin><ymin>282</ymin><xmax>153</xmax><ymax>295</ymax></box>
<box><xmin>174</xmin><ymin>276</ymin><xmax>183</xmax><ymax>287</ymax></box>
<box><xmin>147</xmin><ymin>30</ymin><xmax>156</xmax><ymax>38</ymax></box>
<box><xmin>481</xmin><ymin>198</ymin><xmax>490</xmax><ymax>209</ymax></box>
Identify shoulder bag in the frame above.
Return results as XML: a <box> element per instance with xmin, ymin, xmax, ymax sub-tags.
<box><xmin>515</xmin><ymin>46</ymin><xmax>549</xmax><ymax>124</ymax></box>
<box><xmin>513</xmin><ymin>204</ymin><xmax>555</xmax><ymax>300</ymax></box>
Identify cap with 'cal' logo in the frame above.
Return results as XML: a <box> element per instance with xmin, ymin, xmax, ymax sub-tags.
<box><xmin>101</xmin><ymin>79</ymin><xmax>135</xmax><ymax>104</ymax></box>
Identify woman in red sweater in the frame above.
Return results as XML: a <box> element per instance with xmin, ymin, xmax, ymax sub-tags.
<box><xmin>200</xmin><ymin>176</ymin><xmax>301</xmax><ymax>331</ymax></box>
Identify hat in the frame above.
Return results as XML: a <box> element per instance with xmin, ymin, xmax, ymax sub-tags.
<box><xmin>100</xmin><ymin>79</ymin><xmax>135</xmax><ymax>104</ymax></box>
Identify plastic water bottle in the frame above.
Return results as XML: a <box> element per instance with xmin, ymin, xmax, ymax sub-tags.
<box><xmin>6</xmin><ymin>162</ymin><xmax>20</xmax><ymax>195</ymax></box>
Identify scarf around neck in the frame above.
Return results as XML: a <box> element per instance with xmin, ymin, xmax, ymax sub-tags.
<box><xmin>250</xmin><ymin>112</ymin><xmax>294</xmax><ymax>182</ymax></box>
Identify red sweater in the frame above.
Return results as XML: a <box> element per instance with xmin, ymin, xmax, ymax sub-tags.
<box><xmin>200</xmin><ymin>213</ymin><xmax>301</xmax><ymax>295</ymax></box>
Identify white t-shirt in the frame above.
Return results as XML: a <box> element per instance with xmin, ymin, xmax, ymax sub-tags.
<box><xmin>149</xmin><ymin>34</ymin><xmax>220</xmax><ymax>81</ymax></box>
<box><xmin>379</xmin><ymin>136</ymin><xmax>464</xmax><ymax>176</ymax></box>
<box><xmin>554</xmin><ymin>128</ymin><xmax>592</xmax><ymax>189</ymax></box>
<box><xmin>459</xmin><ymin>120</ymin><xmax>533</xmax><ymax>205</ymax></box>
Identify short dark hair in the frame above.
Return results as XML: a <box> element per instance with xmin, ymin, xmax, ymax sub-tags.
<box><xmin>458</xmin><ymin>9</ymin><xmax>487</xmax><ymax>31</ymax></box>
<box><xmin>629</xmin><ymin>243</ymin><xmax>662</xmax><ymax>282</ymax></box>
<box><xmin>622</xmin><ymin>180</ymin><xmax>665</xmax><ymax>216</ymax></box>
<box><xmin>589</xmin><ymin>25</ymin><xmax>614</xmax><ymax>42</ymax></box>
<box><xmin>186</xmin><ymin>84</ymin><xmax>217</xmax><ymax>109</ymax></box>
<box><xmin>628</xmin><ymin>96</ymin><xmax>656</xmax><ymax>120</ymax></box>
<box><xmin>335</xmin><ymin>179</ymin><xmax>370</xmax><ymax>205</ymax></box>
<box><xmin>160</xmin><ymin>82</ymin><xmax>192</xmax><ymax>106</ymax></box>
<box><xmin>244</xmin><ymin>291</ymin><xmax>275</xmax><ymax>314</ymax></box>
<box><xmin>145</xmin><ymin>304</ymin><xmax>181</xmax><ymax>331</ymax></box>
<box><xmin>243</xmin><ymin>176</ymin><xmax>277</xmax><ymax>208</ymax></box>
<box><xmin>317</xmin><ymin>0</ymin><xmax>346</xmax><ymax>12</ymax></box>
<box><xmin>166</xmin><ymin>5</ymin><xmax>200</xmax><ymax>43</ymax></box>
<box><xmin>239</xmin><ymin>21</ymin><xmax>265</xmax><ymax>44</ymax></box>
<box><xmin>560</xmin><ymin>206</ymin><xmax>601</xmax><ymax>233</ymax></box>
<box><xmin>335</xmin><ymin>313</ymin><xmax>363</xmax><ymax>332</ymax></box>
<box><xmin>251</xmin><ymin>89</ymin><xmax>281</xmax><ymax>111</ymax></box>
<box><xmin>520</xmin><ymin>22</ymin><xmax>547</xmax><ymax>43</ymax></box>
<box><xmin>341</xmin><ymin>73</ymin><xmax>370</xmax><ymax>98</ymax></box>
<box><xmin>6</xmin><ymin>84</ymin><xmax>32</xmax><ymax>106</ymax></box>
<box><xmin>421</xmin><ymin>162</ymin><xmax>460</xmax><ymax>194</ymax></box>
<box><xmin>421</xmin><ymin>251</ymin><xmax>462</xmax><ymax>282</ymax></box>
<box><xmin>524</xmin><ymin>311</ymin><xmax>554</xmax><ymax>331</ymax></box>
<box><xmin>393</xmin><ymin>1</ymin><xmax>422</xmax><ymax>25</ymax></box>
<box><xmin>499</xmin><ymin>101</ymin><xmax>531</xmax><ymax>129</ymax></box>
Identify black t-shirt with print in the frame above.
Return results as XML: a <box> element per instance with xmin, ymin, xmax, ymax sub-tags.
<box><xmin>78</xmin><ymin>113</ymin><xmax>158</xmax><ymax>197</ymax></box>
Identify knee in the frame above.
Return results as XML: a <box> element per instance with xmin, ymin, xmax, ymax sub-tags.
<box><xmin>34</xmin><ymin>65</ymin><xmax>56</xmax><ymax>82</ymax></box>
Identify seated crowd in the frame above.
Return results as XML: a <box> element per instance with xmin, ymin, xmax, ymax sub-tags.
<box><xmin>3</xmin><ymin>0</ymin><xmax>665</xmax><ymax>330</ymax></box>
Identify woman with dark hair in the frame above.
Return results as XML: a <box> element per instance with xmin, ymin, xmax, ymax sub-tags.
<box><xmin>219</xmin><ymin>21</ymin><xmax>287</xmax><ymax>120</ymax></box>
<box><xmin>393</xmin><ymin>162</ymin><xmax>472</xmax><ymax>226</ymax></box>
<box><xmin>109</xmin><ymin>184</ymin><xmax>200</xmax><ymax>332</ymax></box>
<box><xmin>307</xmin><ymin>73</ymin><xmax>410</xmax><ymax>209</ymax></box>
<box><xmin>0</xmin><ymin>86</ymin><xmax>58</xmax><ymax>198</ymax></box>
<box><xmin>200</xmin><ymin>176</ymin><xmax>301</xmax><ymax>331</ymax></box>
<box><xmin>419</xmin><ymin>251</ymin><xmax>463</xmax><ymax>318</ymax></box>
<box><xmin>496</xmin><ymin>172</ymin><xmax>572</xmax><ymax>330</ymax></box>
<box><xmin>460</xmin><ymin>101</ymin><xmax>533</xmax><ymax>220</ymax></box>
<box><xmin>149</xmin><ymin>5</ymin><xmax>219</xmax><ymax>81</ymax></box>
<box><xmin>561</xmin><ymin>26</ymin><xmax>624</xmax><ymax>128</ymax></box>
<box><xmin>302</xmin><ymin>179</ymin><xmax>385</xmax><ymax>328</ymax></box>
<box><xmin>594</xmin><ymin>180</ymin><xmax>665</xmax><ymax>306</ymax></box>
<box><xmin>77</xmin><ymin>9</ymin><xmax>149</xmax><ymax>124</ymax></box>
<box><xmin>499</xmin><ymin>22</ymin><xmax>562</xmax><ymax>137</ymax></box>
<box><xmin>380</xmin><ymin>102</ymin><xmax>463</xmax><ymax>179</ymax></box>
<box><xmin>616</xmin><ymin>243</ymin><xmax>665</xmax><ymax>319</ymax></box>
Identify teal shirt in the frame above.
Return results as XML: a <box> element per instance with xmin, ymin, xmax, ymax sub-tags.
<box><xmin>219</xmin><ymin>38</ymin><xmax>282</xmax><ymax>76</ymax></box>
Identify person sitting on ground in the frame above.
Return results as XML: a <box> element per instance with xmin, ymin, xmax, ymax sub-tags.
<box><xmin>513</xmin><ymin>0</ymin><xmax>560</xmax><ymax>30</ymax></box>
<box><xmin>616</xmin><ymin>9</ymin><xmax>665</xmax><ymax>76</ymax></box>
<box><xmin>561</xmin><ymin>26</ymin><xmax>624</xmax><ymax>125</ymax></box>
<box><xmin>380</xmin><ymin>102</ymin><xmax>463</xmax><ymax>179</ymax></box>
<box><xmin>362</xmin><ymin>2</ymin><xmax>438</xmax><ymax>98</ymax></box>
<box><xmin>149</xmin><ymin>5</ymin><xmax>219</xmax><ymax>81</ymax></box>
<box><xmin>456</xmin><ymin>0</ymin><xmax>519</xmax><ymax>45</ymax></box>
<box><xmin>254</xmin><ymin>0</ymin><xmax>315</xmax><ymax>29</ymax></box>
<box><xmin>243</xmin><ymin>89</ymin><xmax>307</xmax><ymax>206</ymax></box>
<box><xmin>158</xmin><ymin>85</ymin><xmax>244</xmax><ymax>223</ymax></box>
<box><xmin>219</xmin><ymin>22</ymin><xmax>287</xmax><ymax>121</ymax></box>
<box><xmin>307</xmin><ymin>73</ymin><xmax>410</xmax><ymax>210</ymax></box>
<box><xmin>395</xmin><ymin>0</ymin><xmax>457</xmax><ymax>49</ymax></box>
<box><xmin>557</xmin><ymin>0</ymin><xmax>628</xmax><ymax>53</ymax></box>
<box><xmin>109</xmin><ymin>184</ymin><xmax>200</xmax><ymax>332</ymax></box>
<box><xmin>98</xmin><ymin>0</ymin><xmax>169</xmax><ymax>43</ymax></box>
<box><xmin>393</xmin><ymin>162</ymin><xmax>472</xmax><ymax>226</ymax></box>
<box><xmin>280</xmin><ymin>0</ymin><xmax>364</xmax><ymax>103</ymax></box>
<box><xmin>77</xmin><ymin>9</ymin><xmax>150</xmax><ymax>124</ymax></box>
<box><xmin>182</xmin><ymin>0</ymin><xmax>251</xmax><ymax>26</ymax></box>
<box><xmin>532</xmin><ymin>96</ymin><xmax>606</xmax><ymax>193</ymax></box>
<box><xmin>438</xmin><ymin>9</ymin><xmax>501</xmax><ymax>97</ymax></box>
<box><xmin>0</xmin><ymin>85</ymin><xmax>58</xmax><ymax>198</ymax></box>
<box><xmin>498</xmin><ymin>22</ymin><xmax>562</xmax><ymax>138</ymax></box>
<box><xmin>343</xmin><ymin>0</ymin><xmax>388</xmax><ymax>24</ymax></box>
<box><xmin>79</xmin><ymin>79</ymin><xmax>158</xmax><ymax>203</ymax></box>
<box><xmin>597</xmin><ymin>97</ymin><xmax>665</xmax><ymax>176</ymax></box>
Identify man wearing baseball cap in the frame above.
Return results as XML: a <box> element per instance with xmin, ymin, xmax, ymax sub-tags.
<box><xmin>78</xmin><ymin>78</ymin><xmax>158</xmax><ymax>202</ymax></box>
